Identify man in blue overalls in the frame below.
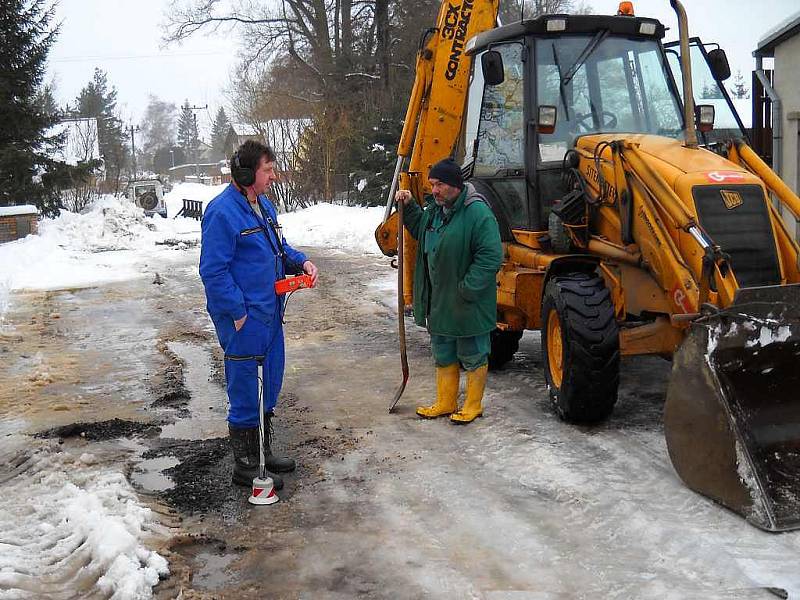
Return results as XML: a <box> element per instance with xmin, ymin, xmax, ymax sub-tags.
<box><xmin>200</xmin><ymin>140</ymin><xmax>318</xmax><ymax>489</ymax></box>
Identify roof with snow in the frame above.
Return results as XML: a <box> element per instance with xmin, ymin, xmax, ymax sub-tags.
<box><xmin>230</xmin><ymin>123</ymin><xmax>261</xmax><ymax>136</ymax></box>
<box><xmin>0</xmin><ymin>205</ymin><xmax>38</xmax><ymax>217</ymax></box>
<box><xmin>226</xmin><ymin>119</ymin><xmax>312</xmax><ymax>158</ymax></box>
<box><xmin>755</xmin><ymin>11</ymin><xmax>800</xmax><ymax>57</ymax></box>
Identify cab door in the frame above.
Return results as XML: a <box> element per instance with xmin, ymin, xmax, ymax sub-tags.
<box><xmin>463</xmin><ymin>42</ymin><xmax>532</xmax><ymax>238</ymax></box>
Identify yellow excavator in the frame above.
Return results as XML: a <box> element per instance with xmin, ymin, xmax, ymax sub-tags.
<box><xmin>376</xmin><ymin>0</ymin><xmax>800</xmax><ymax>531</ymax></box>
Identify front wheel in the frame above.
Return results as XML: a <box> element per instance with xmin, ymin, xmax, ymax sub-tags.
<box><xmin>541</xmin><ymin>272</ymin><xmax>620</xmax><ymax>422</ymax></box>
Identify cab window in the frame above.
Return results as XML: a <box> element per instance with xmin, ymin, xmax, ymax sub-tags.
<box><xmin>473</xmin><ymin>43</ymin><xmax>525</xmax><ymax>177</ymax></box>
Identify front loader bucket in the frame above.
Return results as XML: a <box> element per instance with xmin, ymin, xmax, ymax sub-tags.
<box><xmin>664</xmin><ymin>284</ymin><xmax>800</xmax><ymax>531</ymax></box>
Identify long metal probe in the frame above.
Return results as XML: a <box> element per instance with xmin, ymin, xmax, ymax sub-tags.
<box><xmin>257</xmin><ymin>359</ymin><xmax>266</xmax><ymax>480</ymax></box>
<box><xmin>389</xmin><ymin>197</ymin><xmax>409</xmax><ymax>413</ymax></box>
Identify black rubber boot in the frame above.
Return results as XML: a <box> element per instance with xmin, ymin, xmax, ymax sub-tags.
<box><xmin>263</xmin><ymin>412</ymin><xmax>296</xmax><ymax>473</ymax></box>
<box><xmin>228</xmin><ymin>424</ymin><xmax>284</xmax><ymax>490</ymax></box>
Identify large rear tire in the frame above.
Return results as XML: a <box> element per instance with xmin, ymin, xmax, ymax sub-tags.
<box><xmin>541</xmin><ymin>272</ymin><xmax>619</xmax><ymax>422</ymax></box>
<box><xmin>488</xmin><ymin>329</ymin><xmax>523</xmax><ymax>371</ymax></box>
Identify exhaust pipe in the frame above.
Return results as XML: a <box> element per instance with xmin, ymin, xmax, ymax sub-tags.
<box><xmin>670</xmin><ymin>0</ymin><xmax>698</xmax><ymax>149</ymax></box>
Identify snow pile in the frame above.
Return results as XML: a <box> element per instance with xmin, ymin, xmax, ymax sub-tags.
<box><xmin>0</xmin><ymin>195</ymin><xmax>200</xmax><ymax>320</ymax></box>
<box><xmin>0</xmin><ymin>444</ymin><xmax>169</xmax><ymax>599</ymax></box>
<box><xmin>280</xmin><ymin>202</ymin><xmax>384</xmax><ymax>256</ymax></box>
<box><xmin>38</xmin><ymin>196</ymin><xmax>161</xmax><ymax>252</ymax></box>
<box><xmin>164</xmin><ymin>182</ymin><xmax>386</xmax><ymax>256</ymax></box>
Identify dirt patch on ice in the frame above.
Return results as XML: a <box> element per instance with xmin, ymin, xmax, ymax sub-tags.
<box><xmin>144</xmin><ymin>437</ymin><xmax>238</xmax><ymax>515</ymax></box>
<box><xmin>35</xmin><ymin>418</ymin><xmax>161</xmax><ymax>441</ymax></box>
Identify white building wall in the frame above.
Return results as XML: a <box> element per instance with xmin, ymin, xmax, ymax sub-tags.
<box><xmin>775</xmin><ymin>35</ymin><xmax>800</xmax><ymax>239</ymax></box>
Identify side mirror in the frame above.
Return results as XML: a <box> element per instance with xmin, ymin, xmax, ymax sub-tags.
<box><xmin>707</xmin><ymin>48</ymin><xmax>731</xmax><ymax>82</ymax></box>
<box><xmin>482</xmin><ymin>50</ymin><xmax>505</xmax><ymax>86</ymax></box>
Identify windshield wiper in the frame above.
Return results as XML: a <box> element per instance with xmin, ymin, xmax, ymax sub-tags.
<box><xmin>560</xmin><ymin>30</ymin><xmax>609</xmax><ymax>88</ymax></box>
<box><xmin>551</xmin><ymin>43</ymin><xmax>571</xmax><ymax>120</ymax></box>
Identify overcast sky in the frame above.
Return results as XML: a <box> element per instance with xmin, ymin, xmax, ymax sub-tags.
<box><xmin>47</xmin><ymin>0</ymin><xmax>233</xmax><ymax>136</ymax></box>
<box><xmin>46</xmin><ymin>0</ymin><xmax>799</xmax><ymax>137</ymax></box>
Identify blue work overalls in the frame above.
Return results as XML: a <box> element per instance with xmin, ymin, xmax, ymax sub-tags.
<box><xmin>199</xmin><ymin>184</ymin><xmax>307</xmax><ymax>428</ymax></box>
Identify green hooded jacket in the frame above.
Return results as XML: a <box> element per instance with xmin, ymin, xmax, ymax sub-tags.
<box><xmin>402</xmin><ymin>182</ymin><xmax>503</xmax><ymax>337</ymax></box>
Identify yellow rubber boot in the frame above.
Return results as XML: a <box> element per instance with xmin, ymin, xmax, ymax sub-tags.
<box><xmin>416</xmin><ymin>364</ymin><xmax>460</xmax><ymax>418</ymax></box>
<box><xmin>450</xmin><ymin>364</ymin><xmax>487</xmax><ymax>424</ymax></box>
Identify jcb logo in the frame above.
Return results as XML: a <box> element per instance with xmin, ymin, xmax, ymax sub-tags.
<box><xmin>720</xmin><ymin>190</ymin><xmax>743</xmax><ymax>210</ymax></box>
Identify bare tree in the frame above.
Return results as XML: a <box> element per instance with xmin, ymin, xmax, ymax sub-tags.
<box><xmin>59</xmin><ymin>119</ymin><xmax>103</xmax><ymax>212</ymax></box>
<box><xmin>140</xmin><ymin>95</ymin><xmax>177</xmax><ymax>168</ymax></box>
<box><xmin>500</xmin><ymin>0</ymin><xmax>590</xmax><ymax>23</ymax></box>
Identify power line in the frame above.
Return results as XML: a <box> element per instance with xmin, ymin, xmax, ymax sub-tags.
<box><xmin>51</xmin><ymin>51</ymin><xmax>227</xmax><ymax>63</ymax></box>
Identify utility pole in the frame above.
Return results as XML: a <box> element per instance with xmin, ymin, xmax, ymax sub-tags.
<box><xmin>126</xmin><ymin>124</ymin><xmax>140</xmax><ymax>180</ymax></box>
<box><xmin>187</xmin><ymin>104</ymin><xmax>207</xmax><ymax>180</ymax></box>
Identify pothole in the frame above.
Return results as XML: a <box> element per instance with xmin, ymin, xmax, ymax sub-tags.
<box><xmin>131</xmin><ymin>455</ymin><xmax>180</xmax><ymax>492</ymax></box>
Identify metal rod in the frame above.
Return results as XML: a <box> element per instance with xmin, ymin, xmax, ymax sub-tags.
<box><xmin>389</xmin><ymin>196</ymin><xmax>409</xmax><ymax>413</ymax></box>
<box><xmin>257</xmin><ymin>360</ymin><xmax>266</xmax><ymax>480</ymax></box>
<box><xmin>689</xmin><ymin>226</ymin><xmax>711</xmax><ymax>249</ymax></box>
<box><xmin>383</xmin><ymin>156</ymin><xmax>405</xmax><ymax>222</ymax></box>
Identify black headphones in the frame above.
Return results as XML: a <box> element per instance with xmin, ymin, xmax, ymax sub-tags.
<box><xmin>231</xmin><ymin>152</ymin><xmax>255</xmax><ymax>187</ymax></box>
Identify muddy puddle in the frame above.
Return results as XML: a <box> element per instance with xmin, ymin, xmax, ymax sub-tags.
<box><xmin>157</xmin><ymin>341</ymin><xmax>227</xmax><ymax>441</ymax></box>
<box><xmin>132</xmin><ymin>455</ymin><xmax>180</xmax><ymax>492</ymax></box>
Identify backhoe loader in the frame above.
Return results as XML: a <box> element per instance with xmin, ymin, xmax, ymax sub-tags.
<box><xmin>375</xmin><ymin>0</ymin><xmax>800</xmax><ymax>531</ymax></box>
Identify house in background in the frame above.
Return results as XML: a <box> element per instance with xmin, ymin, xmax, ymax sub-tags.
<box><xmin>753</xmin><ymin>11</ymin><xmax>800</xmax><ymax>241</ymax></box>
<box><xmin>223</xmin><ymin>123</ymin><xmax>265</xmax><ymax>158</ymax></box>
<box><xmin>222</xmin><ymin>119</ymin><xmax>311</xmax><ymax>177</ymax></box>
<box><xmin>0</xmin><ymin>205</ymin><xmax>38</xmax><ymax>244</ymax></box>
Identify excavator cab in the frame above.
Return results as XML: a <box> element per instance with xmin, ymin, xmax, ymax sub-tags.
<box><xmin>461</xmin><ymin>14</ymin><xmax>684</xmax><ymax>233</ymax></box>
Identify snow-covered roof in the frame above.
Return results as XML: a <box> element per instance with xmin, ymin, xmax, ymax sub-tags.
<box><xmin>755</xmin><ymin>11</ymin><xmax>800</xmax><ymax>57</ymax></box>
<box><xmin>230</xmin><ymin>123</ymin><xmax>261</xmax><ymax>136</ymax></box>
<box><xmin>47</xmin><ymin>118</ymin><xmax>102</xmax><ymax>166</ymax></box>
<box><xmin>262</xmin><ymin>119</ymin><xmax>311</xmax><ymax>154</ymax></box>
<box><xmin>0</xmin><ymin>205</ymin><xmax>38</xmax><ymax>217</ymax></box>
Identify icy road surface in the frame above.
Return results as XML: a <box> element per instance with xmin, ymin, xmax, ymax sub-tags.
<box><xmin>1</xmin><ymin>247</ymin><xmax>799</xmax><ymax>598</ymax></box>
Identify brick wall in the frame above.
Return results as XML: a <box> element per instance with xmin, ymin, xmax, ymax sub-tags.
<box><xmin>0</xmin><ymin>214</ymin><xmax>38</xmax><ymax>243</ymax></box>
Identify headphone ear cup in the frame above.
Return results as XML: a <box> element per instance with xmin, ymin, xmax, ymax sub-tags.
<box><xmin>231</xmin><ymin>153</ymin><xmax>256</xmax><ymax>187</ymax></box>
<box><xmin>233</xmin><ymin>167</ymin><xmax>255</xmax><ymax>187</ymax></box>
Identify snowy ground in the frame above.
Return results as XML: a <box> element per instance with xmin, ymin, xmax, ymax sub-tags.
<box><xmin>1</xmin><ymin>185</ymin><xmax>799</xmax><ymax>599</ymax></box>
<box><xmin>0</xmin><ymin>185</ymin><xmax>386</xmax><ymax>599</ymax></box>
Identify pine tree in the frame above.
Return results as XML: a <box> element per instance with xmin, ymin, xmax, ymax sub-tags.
<box><xmin>73</xmin><ymin>68</ymin><xmax>128</xmax><ymax>193</ymax></box>
<box><xmin>177</xmin><ymin>101</ymin><xmax>199</xmax><ymax>157</ymax></box>
<box><xmin>730</xmin><ymin>70</ymin><xmax>750</xmax><ymax>100</ymax></box>
<box><xmin>0</xmin><ymin>0</ymin><xmax>63</xmax><ymax>215</ymax></box>
<box><xmin>210</xmin><ymin>107</ymin><xmax>231</xmax><ymax>159</ymax></box>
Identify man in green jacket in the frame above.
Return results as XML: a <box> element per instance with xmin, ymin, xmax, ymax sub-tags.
<box><xmin>396</xmin><ymin>158</ymin><xmax>503</xmax><ymax>423</ymax></box>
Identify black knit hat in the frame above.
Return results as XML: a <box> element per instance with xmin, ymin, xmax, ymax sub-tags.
<box><xmin>428</xmin><ymin>158</ymin><xmax>464</xmax><ymax>190</ymax></box>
